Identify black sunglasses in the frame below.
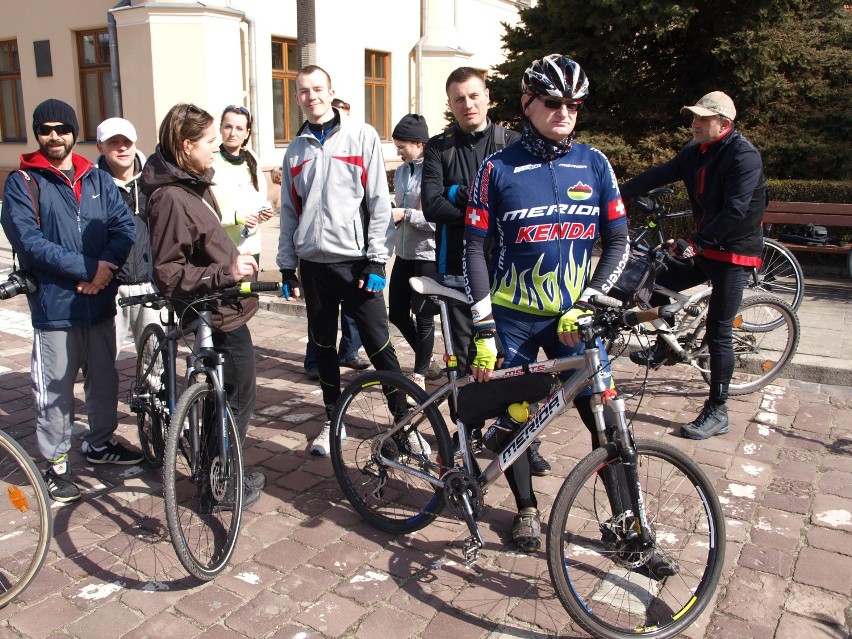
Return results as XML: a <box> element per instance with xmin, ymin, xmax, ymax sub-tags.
<box><xmin>36</xmin><ymin>124</ymin><xmax>74</xmax><ymax>136</ymax></box>
<box><xmin>538</xmin><ymin>97</ymin><xmax>583</xmax><ymax>112</ymax></box>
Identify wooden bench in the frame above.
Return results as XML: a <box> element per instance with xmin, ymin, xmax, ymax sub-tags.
<box><xmin>763</xmin><ymin>201</ymin><xmax>852</xmax><ymax>278</ymax></box>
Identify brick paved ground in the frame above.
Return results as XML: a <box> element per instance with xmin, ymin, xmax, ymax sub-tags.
<box><xmin>0</xmin><ymin>293</ymin><xmax>850</xmax><ymax>639</ymax></box>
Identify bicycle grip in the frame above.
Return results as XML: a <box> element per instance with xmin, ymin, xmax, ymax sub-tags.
<box><xmin>238</xmin><ymin>281</ymin><xmax>281</xmax><ymax>293</ymax></box>
<box><xmin>588</xmin><ymin>294</ymin><xmax>622</xmax><ymax>309</ymax></box>
<box><xmin>621</xmin><ymin>302</ymin><xmax>678</xmax><ymax>328</ymax></box>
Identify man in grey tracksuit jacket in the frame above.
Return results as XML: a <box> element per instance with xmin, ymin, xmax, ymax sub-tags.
<box><xmin>277</xmin><ymin>65</ymin><xmax>402</xmax><ymax>454</ymax></box>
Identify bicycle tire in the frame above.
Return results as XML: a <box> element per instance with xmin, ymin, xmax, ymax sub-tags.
<box><xmin>749</xmin><ymin>238</ymin><xmax>805</xmax><ymax>314</ymax></box>
<box><xmin>330</xmin><ymin>371</ymin><xmax>453</xmax><ymax>534</ymax></box>
<box><xmin>547</xmin><ymin>439</ymin><xmax>725</xmax><ymax>639</ymax></box>
<box><xmin>699</xmin><ymin>295</ymin><xmax>800</xmax><ymax>395</ymax></box>
<box><xmin>135</xmin><ymin>324</ymin><xmax>168</xmax><ymax>467</ymax></box>
<box><xmin>164</xmin><ymin>382</ymin><xmax>243</xmax><ymax>580</ymax></box>
<box><xmin>0</xmin><ymin>431</ymin><xmax>52</xmax><ymax>608</ymax></box>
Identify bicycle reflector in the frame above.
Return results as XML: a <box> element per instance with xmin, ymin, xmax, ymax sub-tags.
<box><xmin>8</xmin><ymin>485</ymin><xmax>30</xmax><ymax>513</ymax></box>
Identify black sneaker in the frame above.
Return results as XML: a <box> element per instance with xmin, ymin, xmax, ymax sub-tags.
<box><xmin>638</xmin><ymin>549</ymin><xmax>680</xmax><ymax>581</ymax></box>
<box><xmin>340</xmin><ymin>356</ymin><xmax>369</xmax><ymax>370</ymax></box>
<box><xmin>83</xmin><ymin>439</ymin><xmax>144</xmax><ymax>465</ymax></box>
<box><xmin>452</xmin><ymin>427</ymin><xmax>483</xmax><ymax>460</ymax></box>
<box><xmin>215</xmin><ymin>480</ymin><xmax>262</xmax><ymax>512</ymax></box>
<box><xmin>43</xmin><ymin>459</ymin><xmax>81</xmax><ymax>503</ymax></box>
<box><xmin>681</xmin><ymin>401</ymin><xmax>729</xmax><ymax>440</ymax></box>
<box><xmin>512</xmin><ymin>507</ymin><xmax>541</xmax><ymax>553</ymax></box>
<box><xmin>629</xmin><ymin>342</ymin><xmax>669</xmax><ymax>367</ymax></box>
<box><xmin>529</xmin><ymin>440</ymin><xmax>551</xmax><ymax>477</ymax></box>
<box><xmin>244</xmin><ymin>471</ymin><xmax>267</xmax><ymax>491</ymax></box>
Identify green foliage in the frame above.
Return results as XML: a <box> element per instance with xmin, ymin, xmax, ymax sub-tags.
<box><xmin>489</xmin><ymin>0</ymin><xmax>852</xmax><ymax>180</ymax></box>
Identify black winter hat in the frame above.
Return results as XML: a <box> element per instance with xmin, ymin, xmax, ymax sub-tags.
<box><xmin>32</xmin><ymin>99</ymin><xmax>79</xmax><ymax>141</ymax></box>
<box><xmin>392</xmin><ymin>113</ymin><xmax>429</xmax><ymax>143</ymax></box>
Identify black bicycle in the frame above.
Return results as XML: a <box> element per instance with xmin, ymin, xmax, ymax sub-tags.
<box><xmin>330</xmin><ymin>277</ymin><xmax>726</xmax><ymax>639</ymax></box>
<box><xmin>120</xmin><ymin>281</ymin><xmax>277</xmax><ymax>580</ymax></box>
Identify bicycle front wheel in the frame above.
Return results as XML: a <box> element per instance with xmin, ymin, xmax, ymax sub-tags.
<box><xmin>749</xmin><ymin>238</ymin><xmax>805</xmax><ymax>313</ymax></box>
<box><xmin>330</xmin><ymin>371</ymin><xmax>453</xmax><ymax>534</ymax></box>
<box><xmin>700</xmin><ymin>295</ymin><xmax>800</xmax><ymax>395</ymax></box>
<box><xmin>0</xmin><ymin>431</ymin><xmax>52</xmax><ymax>608</ymax></box>
<box><xmin>135</xmin><ymin>323</ymin><xmax>167</xmax><ymax>467</ymax></box>
<box><xmin>164</xmin><ymin>382</ymin><xmax>243</xmax><ymax>580</ymax></box>
<box><xmin>547</xmin><ymin>439</ymin><xmax>725</xmax><ymax>639</ymax></box>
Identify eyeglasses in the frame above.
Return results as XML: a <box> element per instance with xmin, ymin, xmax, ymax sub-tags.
<box><xmin>36</xmin><ymin>124</ymin><xmax>74</xmax><ymax>137</ymax></box>
<box><xmin>538</xmin><ymin>97</ymin><xmax>583</xmax><ymax>112</ymax></box>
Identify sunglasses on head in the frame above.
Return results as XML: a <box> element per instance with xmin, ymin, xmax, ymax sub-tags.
<box><xmin>36</xmin><ymin>124</ymin><xmax>74</xmax><ymax>137</ymax></box>
<box><xmin>225</xmin><ymin>105</ymin><xmax>251</xmax><ymax>117</ymax></box>
<box><xmin>538</xmin><ymin>97</ymin><xmax>583</xmax><ymax>112</ymax></box>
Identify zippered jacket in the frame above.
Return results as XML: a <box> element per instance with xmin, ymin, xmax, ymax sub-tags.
<box><xmin>393</xmin><ymin>158</ymin><xmax>434</xmax><ymax>261</ymax></box>
<box><xmin>139</xmin><ymin>147</ymin><xmax>258</xmax><ymax>333</ymax></box>
<box><xmin>620</xmin><ymin>129</ymin><xmax>766</xmax><ymax>266</ymax></box>
<box><xmin>1</xmin><ymin>150</ymin><xmax>135</xmax><ymax>329</ymax></box>
<box><xmin>277</xmin><ymin>113</ymin><xmax>394</xmax><ymax>271</ymax></box>
<box><xmin>464</xmin><ymin>138</ymin><xmax>629</xmax><ymax>325</ymax></box>
<box><xmin>96</xmin><ymin>151</ymin><xmax>153</xmax><ymax>286</ymax></box>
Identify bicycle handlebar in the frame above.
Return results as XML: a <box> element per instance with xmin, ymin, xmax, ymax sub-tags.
<box><xmin>118</xmin><ymin>280</ymin><xmax>281</xmax><ymax>308</ymax></box>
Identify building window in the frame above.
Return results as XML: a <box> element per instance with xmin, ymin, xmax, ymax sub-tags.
<box><xmin>271</xmin><ymin>37</ymin><xmax>301</xmax><ymax>143</ymax></box>
<box><xmin>76</xmin><ymin>29</ymin><xmax>116</xmax><ymax>141</ymax></box>
<box><xmin>0</xmin><ymin>39</ymin><xmax>26</xmax><ymax>142</ymax></box>
<box><xmin>364</xmin><ymin>51</ymin><xmax>390</xmax><ymax>139</ymax></box>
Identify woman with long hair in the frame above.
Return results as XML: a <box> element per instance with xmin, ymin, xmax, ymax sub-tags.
<box><xmin>211</xmin><ymin>105</ymin><xmax>273</xmax><ymax>267</ymax></box>
<box><xmin>140</xmin><ymin>102</ymin><xmax>266</xmax><ymax>509</ymax></box>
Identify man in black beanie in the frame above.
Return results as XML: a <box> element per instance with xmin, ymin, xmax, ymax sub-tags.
<box><xmin>1</xmin><ymin>99</ymin><xmax>141</xmax><ymax>503</ymax></box>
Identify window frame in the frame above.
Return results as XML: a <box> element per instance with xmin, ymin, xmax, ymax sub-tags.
<box><xmin>76</xmin><ymin>28</ymin><xmax>113</xmax><ymax>142</ymax></box>
<box><xmin>271</xmin><ymin>36</ymin><xmax>300</xmax><ymax>144</ymax></box>
<box><xmin>0</xmin><ymin>39</ymin><xmax>26</xmax><ymax>143</ymax></box>
<box><xmin>364</xmin><ymin>50</ymin><xmax>390</xmax><ymax>140</ymax></box>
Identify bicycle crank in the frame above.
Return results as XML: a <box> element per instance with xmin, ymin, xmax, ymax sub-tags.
<box><xmin>442</xmin><ymin>469</ymin><xmax>485</xmax><ymax>563</ymax></box>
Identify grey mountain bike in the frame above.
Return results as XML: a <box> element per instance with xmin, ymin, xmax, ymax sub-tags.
<box><xmin>330</xmin><ymin>276</ymin><xmax>726</xmax><ymax>639</ymax></box>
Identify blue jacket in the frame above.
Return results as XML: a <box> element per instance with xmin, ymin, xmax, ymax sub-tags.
<box><xmin>1</xmin><ymin>150</ymin><xmax>135</xmax><ymax>329</ymax></box>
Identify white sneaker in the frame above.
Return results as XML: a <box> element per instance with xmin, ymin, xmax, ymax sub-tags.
<box><xmin>407</xmin><ymin>430</ymin><xmax>432</xmax><ymax>457</ymax></box>
<box><xmin>406</xmin><ymin>372</ymin><xmax>426</xmax><ymax>390</ymax></box>
<box><xmin>311</xmin><ymin>420</ymin><xmax>346</xmax><ymax>456</ymax></box>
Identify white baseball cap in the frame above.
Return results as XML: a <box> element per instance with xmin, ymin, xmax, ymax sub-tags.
<box><xmin>96</xmin><ymin>117</ymin><xmax>138</xmax><ymax>143</ymax></box>
<box><xmin>680</xmin><ymin>91</ymin><xmax>736</xmax><ymax>121</ymax></box>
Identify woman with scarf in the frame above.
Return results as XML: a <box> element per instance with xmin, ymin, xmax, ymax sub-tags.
<box><xmin>212</xmin><ymin>105</ymin><xmax>273</xmax><ymax>271</ymax></box>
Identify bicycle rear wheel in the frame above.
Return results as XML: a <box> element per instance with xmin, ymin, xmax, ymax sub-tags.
<box><xmin>330</xmin><ymin>371</ymin><xmax>453</xmax><ymax>534</ymax></box>
<box><xmin>700</xmin><ymin>295</ymin><xmax>800</xmax><ymax>395</ymax></box>
<box><xmin>749</xmin><ymin>238</ymin><xmax>804</xmax><ymax>313</ymax></box>
<box><xmin>0</xmin><ymin>431</ymin><xmax>52</xmax><ymax>608</ymax></box>
<box><xmin>164</xmin><ymin>382</ymin><xmax>243</xmax><ymax>580</ymax></box>
<box><xmin>135</xmin><ymin>324</ymin><xmax>167</xmax><ymax>467</ymax></box>
<box><xmin>547</xmin><ymin>439</ymin><xmax>725</xmax><ymax>639</ymax></box>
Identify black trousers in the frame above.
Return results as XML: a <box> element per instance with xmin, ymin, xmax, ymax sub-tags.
<box><xmin>300</xmin><ymin>259</ymin><xmax>401</xmax><ymax>416</ymax></box>
<box><xmin>212</xmin><ymin>323</ymin><xmax>256</xmax><ymax>442</ymax></box>
<box><xmin>652</xmin><ymin>256</ymin><xmax>749</xmax><ymax>404</ymax></box>
<box><xmin>388</xmin><ymin>257</ymin><xmax>436</xmax><ymax>376</ymax></box>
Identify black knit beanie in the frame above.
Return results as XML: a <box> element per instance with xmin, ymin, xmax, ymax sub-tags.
<box><xmin>392</xmin><ymin>114</ymin><xmax>429</xmax><ymax>143</ymax></box>
<box><xmin>32</xmin><ymin>99</ymin><xmax>79</xmax><ymax>141</ymax></box>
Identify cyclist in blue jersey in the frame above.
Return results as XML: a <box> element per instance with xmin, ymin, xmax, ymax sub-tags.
<box><xmin>463</xmin><ymin>57</ymin><xmax>678</xmax><ymax>577</ymax></box>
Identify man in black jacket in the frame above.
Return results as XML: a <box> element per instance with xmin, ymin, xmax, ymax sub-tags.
<box><xmin>422</xmin><ymin>68</ymin><xmax>550</xmax><ymax>475</ymax></box>
<box><xmin>620</xmin><ymin>91</ymin><xmax>767</xmax><ymax>439</ymax></box>
<box><xmin>95</xmin><ymin>117</ymin><xmax>159</xmax><ymax>356</ymax></box>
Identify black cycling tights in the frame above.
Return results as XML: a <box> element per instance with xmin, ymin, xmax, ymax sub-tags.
<box><xmin>651</xmin><ymin>256</ymin><xmax>750</xmax><ymax>404</ymax></box>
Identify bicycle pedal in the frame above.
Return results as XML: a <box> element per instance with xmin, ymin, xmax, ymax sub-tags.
<box><xmin>462</xmin><ymin>536</ymin><xmax>481</xmax><ymax>564</ymax></box>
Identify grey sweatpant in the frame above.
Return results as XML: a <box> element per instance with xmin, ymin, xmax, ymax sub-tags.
<box><xmin>32</xmin><ymin>319</ymin><xmax>119</xmax><ymax>461</ymax></box>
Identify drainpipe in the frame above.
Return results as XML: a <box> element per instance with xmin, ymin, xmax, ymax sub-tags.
<box><xmin>414</xmin><ymin>0</ymin><xmax>428</xmax><ymax>113</ymax></box>
<box><xmin>227</xmin><ymin>3</ymin><xmax>260</xmax><ymax>159</ymax></box>
<box><xmin>108</xmin><ymin>0</ymin><xmax>131</xmax><ymax>116</ymax></box>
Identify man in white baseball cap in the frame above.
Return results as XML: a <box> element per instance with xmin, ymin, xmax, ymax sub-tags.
<box><xmin>619</xmin><ymin>89</ymin><xmax>766</xmax><ymax>441</ymax></box>
<box><xmin>95</xmin><ymin>117</ymin><xmax>158</xmax><ymax>360</ymax></box>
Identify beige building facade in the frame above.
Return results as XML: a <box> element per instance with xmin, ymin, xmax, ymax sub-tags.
<box><xmin>0</xmin><ymin>0</ymin><xmax>529</xmax><ymax>177</ymax></box>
